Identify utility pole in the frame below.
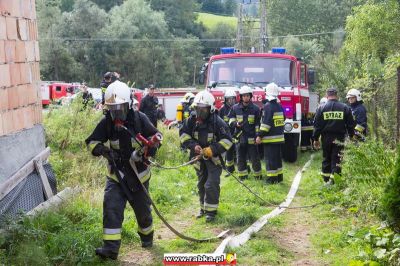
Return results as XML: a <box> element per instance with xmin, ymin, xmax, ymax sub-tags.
<box><xmin>259</xmin><ymin>0</ymin><xmax>268</xmax><ymax>52</ymax></box>
<box><xmin>236</xmin><ymin>3</ymin><xmax>244</xmax><ymax>52</ymax></box>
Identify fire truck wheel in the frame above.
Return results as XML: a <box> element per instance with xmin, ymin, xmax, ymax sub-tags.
<box><xmin>282</xmin><ymin>133</ymin><xmax>299</xmax><ymax>163</ymax></box>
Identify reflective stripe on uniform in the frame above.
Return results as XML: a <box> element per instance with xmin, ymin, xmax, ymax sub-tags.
<box><xmin>194</xmin><ymin>131</ymin><xmax>199</xmax><ymax>140</ymax></box>
<box><xmin>261</xmin><ymin>135</ymin><xmax>284</xmax><ymax>143</ymax></box>
<box><xmin>266</xmin><ymin>168</ymin><xmax>283</xmax><ymax>177</ymax></box>
<box><xmin>248</xmin><ymin>138</ymin><xmax>255</xmax><ymax>144</ymax></box>
<box><xmin>110</xmin><ymin>139</ymin><xmax>120</xmax><ymax>149</ymax></box>
<box><xmin>204</xmin><ymin>202</ymin><xmax>218</xmax><ymax>211</ymax></box>
<box><xmin>138</xmin><ymin>224</ymin><xmax>154</xmax><ymax>235</ymax></box>
<box><xmin>229</xmin><ymin>118</ymin><xmax>236</xmax><ymax>125</ymax></box>
<box><xmin>320</xmin><ymin>172</ymin><xmax>331</xmax><ymax>177</ymax></box>
<box><xmin>300</xmin><ymin>146</ymin><xmax>308</xmax><ymax>151</ymax></box>
<box><xmin>237</xmin><ymin>169</ymin><xmax>248</xmax><ymax>177</ymax></box>
<box><xmin>226</xmin><ymin>160</ymin><xmax>234</xmax><ymax>167</ymax></box>
<box><xmin>273</xmin><ymin>112</ymin><xmax>284</xmax><ymax>119</ymax></box>
<box><xmin>218</xmin><ymin>138</ymin><xmax>233</xmax><ymax>150</ymax></box>
<box><xmin>180</xmin><ymin>133</ymin><xmax>192</xmax><ymax>143</ymax></box>
<box><xmin>193</xmin><ymin>161</ymin><xmax>201</xmax><ymax>170</ymax></box>
<box><xmin>253</xmin><ymin>170</ymin><xmax>262</xmax><ymax>176</ymax></box>
<box><xmin>236</xmin><ymin>115</ymin><xmax>243</xmax><ymax>123</ymax></box>
<box><xmin>260</xmin><ymin>123</ymin><xmax>271</xmax><ymax>132</ymax></box>
<box><xmin>248</xmin><ymin>114</ymin><xmax>255</xmax><ymax>124</ymax></box>
<box><xmin>88</xmin><ymin>141</ymin><xmax>102</xmax><ymax>152</ymax></box>
<box><xmin>301</xmin><ymin>126</ymin><xmax>314</xmax><ymax>131</ymax></box>
<box><xmin>103</xmin><ymin>228</ymin><xmax>121</xmax><ymax>240</ymax></box>
<box><xmin>207</xmin><ymin>133</ymin><xmax>214</xmax><ymax>142</ymax></box>
<box><xmin>223</xmin><ymin>116</ymin><xmax>229</xmax><ymax>122</ymax></box>
<box><xmin>355</xmin><ymin>124</ymin><xmax>365</xmax><ymax>132</ymax></box>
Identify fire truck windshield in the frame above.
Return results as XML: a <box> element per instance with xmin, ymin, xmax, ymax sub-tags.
<box><xmin>208</xmin><ymin>57</ymin><xmax>296</xmax><ymax>88</ymax></box>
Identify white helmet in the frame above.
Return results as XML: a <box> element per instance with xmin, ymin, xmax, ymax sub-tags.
<box><xmin>239</xmin><ymin>85</ymin><xmax>252</xmax><ymax>95</ymax></box>
<box><xmin>182</xmin><ymin>92</ymin><xmax>195</xmax><ymax>103</ymax></box>
<box><xmin>320</xmin><ymin>97</ymin><xmax>328</xmax><ymax>105</ymax></box>
<box><xmin>346</xmin><ymin>88</ymin><xmax>362</xmax><ymax>101</ymax></box>
<box><xmin>104</xmin><ymin>81</ymin><xmax>131</xmax><ymax>107</ymax></box>
<box><xmin>265</xmin><ymin>83</ymin><xmax>279</xmax><ymax>101</ymax></box>
<box><xmin>193</xmin><ymin>90</ymin><xmax>216</xmax><ymax>112</ymax></box>
<box><xmin>224</xmin><ymin>88</ymin><xmax>236</xmax><ymax>98</ymax></box>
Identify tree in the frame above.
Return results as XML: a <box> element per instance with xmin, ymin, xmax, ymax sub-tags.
<box><xmin>148</xmin><ymin>0</ymin><xmax>204</xmax><ymax>37</ymax></box>
<box><xmin>201</xmin><ymin>22</ymin><xmax>236</xmax><ymax>56</ymax></box>
<box><xmin>90</xmin><ymin>0</ymin><xmax>123</xmax><ymax>11</ymax></box>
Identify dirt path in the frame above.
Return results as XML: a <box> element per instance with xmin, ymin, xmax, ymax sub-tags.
<box><xmin>268</xmin><ymin>196</ymin><xmax>322</xmax><ymax>266</ymax></box>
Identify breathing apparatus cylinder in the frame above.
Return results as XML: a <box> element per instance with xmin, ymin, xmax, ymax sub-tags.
<box><xmin>176</xmin><ymin>103</ymin><xmax>183</xmax><ymax>122</ymax></box>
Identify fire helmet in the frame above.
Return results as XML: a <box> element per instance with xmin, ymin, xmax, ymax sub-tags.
<box><xmin>346</xmin><ymin>88</ymin><xmax>362</xmax><ymax>101</ymax></box>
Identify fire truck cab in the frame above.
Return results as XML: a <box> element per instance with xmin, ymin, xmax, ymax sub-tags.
<box><xmin>199</xmin><ymin>47</ymin><xmax>316</xmax><ymax>162</ymax></box>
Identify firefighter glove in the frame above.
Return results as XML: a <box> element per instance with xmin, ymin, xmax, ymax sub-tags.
<box><xmin>202</xmin><ymin>147</ymin><xmax>213</xmax><ymax>159</ymax></box>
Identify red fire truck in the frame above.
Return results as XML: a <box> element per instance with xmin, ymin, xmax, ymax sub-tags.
<box><xmin>199</xmin><ymin>47</ymin><xmax>317</xmax><ymax>162</ymax></box>
<box><xmin>41</xmin><ymin>82</ymin><xmax>81</xmax><ymax>106</ymax></box>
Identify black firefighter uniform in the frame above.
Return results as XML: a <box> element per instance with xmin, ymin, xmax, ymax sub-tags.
<box><xmin>218</xmin><ymin>103</ymin><xmax>235</xmax><ymax>173</ymax></box>
<box><xmin>85</xmin><ymin>110</ymin><xmax>160</xmax><ymax>253</ymax></box>
<box><xmin>228</xmin><ymin>102</ymin><xmax>262</xmax><ymax>179</ymax></box>
<box><xmin>180</xmin><ymin>113</ymin><xmax>233</xmax><ymax>215</ymax></box>
<box><xmin>259</xmin><ymin>99</ymin><xmax>285</xmax><ymax>183</ymax></box>
<box><xmin>312</xmin><ymin>99</ymin><xmax>355</xmax><ymax>182</ymax></box>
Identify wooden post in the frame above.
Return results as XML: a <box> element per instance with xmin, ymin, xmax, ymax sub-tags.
<box><xmin>373</xmin><ymin>82</ymin><xmax>379</xmax><ymax>140</ymax></box>
<box><xmin>34</xmin><ymin>160</ymin><xmax>54</xmax><ymax>200</ymax></box>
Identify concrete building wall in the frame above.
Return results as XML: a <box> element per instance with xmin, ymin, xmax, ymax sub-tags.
<box><xmin>0</xmin><ymin>0</ymin><xmax>44</xmax><ymax>183</ymax></box>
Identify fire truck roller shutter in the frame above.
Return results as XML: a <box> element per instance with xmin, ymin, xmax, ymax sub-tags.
<box><xmin>282</xmin><ymin>133</ymin><xmax>299</xmax><ymax>163</ymax></box>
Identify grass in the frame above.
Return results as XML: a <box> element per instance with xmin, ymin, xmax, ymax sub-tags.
<box><xmin>196</xmin><ymin>12</ymin><xmax>237</xmax><ymax>30</ymax></box>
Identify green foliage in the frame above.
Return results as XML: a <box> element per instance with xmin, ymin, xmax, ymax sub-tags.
<box><xmin>340</xmin><ymin>140</ymin><xmax>396</xmax><ymax>214</ymax></box>
<box><xmin>284</xmin><ymin>36</ymin><xmax>323</xmax><ymax>64</ymax></box>
<box><xmin>381</xmin><ymin>147</ymin><xmax>400</xmax><ymax>232</ymax></box>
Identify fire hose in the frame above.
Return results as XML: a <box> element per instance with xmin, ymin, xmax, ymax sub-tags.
<box><xmin>115</xmin><ymin>125</ymin><xmax>230</xmax><ymax>242</ymax></box>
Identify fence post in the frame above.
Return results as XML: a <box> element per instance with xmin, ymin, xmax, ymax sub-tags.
<box><xmin>397</xmin><ymin>67</ymin><xmax>400</xmax><ymax>142</ymax></box>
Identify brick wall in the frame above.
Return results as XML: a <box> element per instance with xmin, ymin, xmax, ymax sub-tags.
<box><xmin>0</xmin><ymin>0</ymin><xmax>41</xmax><ymax>136</ymax></box>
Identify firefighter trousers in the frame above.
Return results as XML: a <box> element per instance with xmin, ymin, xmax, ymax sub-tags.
<box><xmin>102</xmin><ymin>177</ymin><xmax>153</xmax><ymax>253</ymax></box>
<box><xmin>264</xmin><ymin>144</ymin><xmax>283</xmax><ymax>183</ymax></box>
<box><xmin>225</xmin><ymin>144</ymin><xmax>235</xmax><ymax>173</ymax></box>
<box><xmin>195</xmin><ymin>159</ymin><xmax>222</xmax><ymax>214</ymax></box>
<box><xmin>300</xmin><ymin>130</ymin><xmax>313</xmax><ymax>151</ymax></box>
<box><xmin>237</xmin><ymin>143</ymin><xmax>261</xmax><ymax>179</ymax></box>
<box><xmin>321</xmin><ymin>134</ymin><xmax>344</xmax><ymax>182</ymax></box>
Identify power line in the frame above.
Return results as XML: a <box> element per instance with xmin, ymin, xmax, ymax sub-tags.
<box><xmin>38</xmin><ymin>31</ymin><xmax>345</xmax><ymax>43</ymax></box>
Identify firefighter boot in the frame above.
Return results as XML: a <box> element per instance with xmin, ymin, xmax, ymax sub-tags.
<box><xmin>140</xmin><ymin>231</ymin><xmax>154</xmax><ymax>248</ymax></box>
<box><xmin>205</xmin><ymin>211</ymin><xmax>217</xmax><ymax>223</ymax></box>
<box><xmin>265</xmin><ymin>176</ymin><xmax>278</xmax><ymax>184</ymax></box>
<box><xmin>95</xmin><ymin>248</ymin><xmax>118</xmax><ymax>260</ymax></box>
<box><xmin>276</xmin><ymin>174</ymin><xmax>283</xmax><ymax>183</ymax></box>
<box><xmin>196</xmin><ymin>209</ymin><xmax>205</xmax><ymax>218</ymax></box>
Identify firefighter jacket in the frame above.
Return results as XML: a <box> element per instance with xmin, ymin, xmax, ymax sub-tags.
<box><xmin>259</xmin><ymin>99</ymin><xmax>285</xmax><ymax>144</ymax></box>
<box><xmin>312</xmin><ymin>99</ymin><xmax>355</xmax><ymax>140</ymax></box>
<box><xmin>180</xmin><ymin>113</ymin><xmax>233</xmax><ymax>162</ymax></box>
<box><xmin>350</xmin><ymin>101</ymin><xmax>367</xmax><ymax>134</ymax></box>
<box><xmin>85</xmin><ymin>110</ymin><xmax>160</xmax><ymax>191</ymax></box>
<box><xmin>228</xmin><ymin>102</ymin><xmax>261</xmax><ymax>144</ymax></box>
<box><xmin>182</xmin><ymin>103</ymin><xmax>192</xmax><ymax>120</ymax></box>
<box><xmin>100</xmin><ymin>80</ymin><xmax>110</xmax><ymax>105</ymax></box>
<box><xmin>218</xmin><ymin>104</ymin><xmax>234</xmax><ymax>134</ymax></box>
<box><xmin>139</xmin><ymin>94</ymin><xmax>159</xmax><ymax>124</ymax></box>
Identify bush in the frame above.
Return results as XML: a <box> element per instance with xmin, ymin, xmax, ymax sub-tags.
<box><xmin>339</xmin><ymin>140</ymin><xmax>396</xmax><ymax>214</ymax></box>
<box><xmin>381</xmin><ymin>147</ymin><xmax>400</xmax><ymax>232</ymax></box>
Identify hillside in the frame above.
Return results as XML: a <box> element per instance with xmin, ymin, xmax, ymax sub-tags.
<box><xmin>196</xmin><ymin>12</ymin><xmax>237</xmax><ymax>30</ymax></box>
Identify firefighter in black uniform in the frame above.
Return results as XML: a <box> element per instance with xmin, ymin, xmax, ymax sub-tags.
<box><xmin>100</xmin><ymin>72</ymin><xmax>118</xmax><ymax>105</ymax></box>
<box><xmin>140</xmin><ymin>84</ymin><xmax>159</xmax><ymax>128</ymax></box>
<box><xmin>180</xmin><ymin>90</ymin><xmax>233</xmax><ymax>222</ymax></box>
<box><xmin>300</xmin><ymin>114</ymin><xmax>314</xmax><ymax>151</ymax></box>
<box><xmin>346</xmin><ymin>88</ymin><xmax>367</xmax><ymax>140</ymax></box>
<box><xmin>182</xmin><ymin>92</ymin><xmax>195</xmax><ymax>120</ymax></box>
<box><xmin>86</xmin><ymin>81</ymin><xmax>161</xmax><ymax>260</ymax></box>
<box><xmin>229</xmin><ymin>86</ymin><xmax>262</xmax><ymax>180</ymax></box>
<box><xmin>312</xmin><ymin>87</ymin><xmax>355</xmax><ymax>185</ymax></box>
<box><xmin>257</xmin><ymin>83</ymin><xmax>285</xmax><ymax>183</ymax></box>
<box><xmin>218</xmin><ymin>88</ymin><xmax>237</xmax><ymax>173</ymax></box>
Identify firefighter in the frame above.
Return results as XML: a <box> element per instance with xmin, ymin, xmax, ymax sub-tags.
<box><xmin>256</xmin><ymin>83</ymin><xmax>285</xmax><ymax>184</ymax></box>
<box><xmin>86</xmin><ymin>81</ymin><xmax>161</xmax><ymax>260</ymax></box>
<box><xmin>81</xmin><ymin>83</ymin><xmax>93</xmax><ymax>109</ymax></box>
<box><xmin>100</xmin><ymin>72</ymin><xmax>118</xmax><ymax>105</ymax></box>
<box><xmin>229</xmin><ymin>86</ymin><xmax>262</xmax><ymax>180</ymax></box>
<box><xmin>139</xmin><ymin>84</ymin><xmax>159</xmax><ymax>128</ymax></box>
<box><xmin>182</xmin><ymin>92</ymin><xmax>195</xmax><ymax>120</ymax></box>
<box><xmin>346</xmin><ymin>89</ymin><xmax>367</xmax><ymax>140</ymax></box>
<box><xmin>312</xmin><ymin>87</ymin><xmax>355</xmax><ymax>185</ymax></box>
<box><xmin>218</xmin><ymin>88</ymin><xmax>237</xmax><ymax>173</ymax></box>
<box><xmin>157</xmin><ymin>104</ymin><xmax>166</xmax><ymax>122</ymax></box>
<box><xmin>300</xmin><ymin>113</ymin><xmax>314</xmax><ymax>152</ymax></box>
<box><xmin>180</xmin><ymin>90</ymin><xmax>233</xmax><ymax>222</ymax></box>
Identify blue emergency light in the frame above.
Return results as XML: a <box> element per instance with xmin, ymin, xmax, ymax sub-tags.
<box><xmin>220</xmin><ymin>47</ymin><xmax>235</xmax><ymax>54</ymax></box>
<box><xmin>271</xmin><ymin>47</ymin><xmax>286</xmax><ymax>54</ymax></box>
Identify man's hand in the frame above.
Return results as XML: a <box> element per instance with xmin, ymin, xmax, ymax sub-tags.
<box><xmin>236</xmin><ymin>122</ymin><xmax>242</xmax><ymax>128</ymax></box>
<box><xmin>202</xmin><ymin>147</ymin><xmax>213</xmax><ymax>158</ymax></box>
<box><xmin>194</xmin><ymin>145</ymin><xmax>202</xmax><ymax>155</ymax></box>
<box><xmin>256</xmin><ymin>136</ymin><xmax>262</xmax><ymax>145</ymax></box>
<box><xmin>313</xmin><ymin>140</ymin><xmax>320</xmax><ymax>150</ymax></box>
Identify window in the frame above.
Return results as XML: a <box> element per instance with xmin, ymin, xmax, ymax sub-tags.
<box><xmin>56</xmin><ymin>86</ymin><xmax>62</xmax><ymax>92</ymax></box>
<box><xmin>300</xmin><ymin>64</ymin><xmax>306</xmax><ymax>87</ymax></box>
